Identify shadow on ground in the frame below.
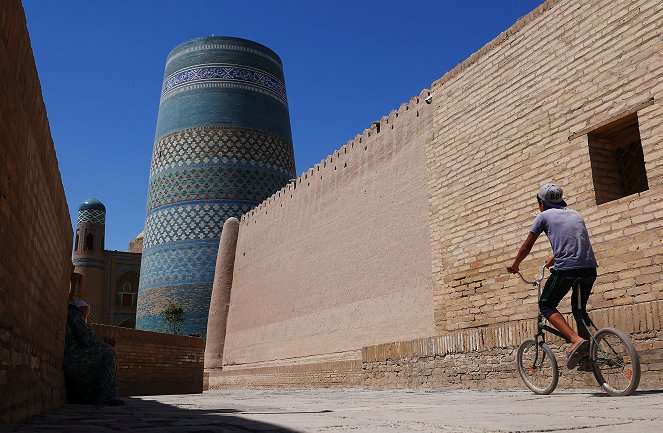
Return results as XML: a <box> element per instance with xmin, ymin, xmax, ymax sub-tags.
<box><xmin>588</xmin><ymin>388</ymin><xmax>663</xmax><ymax>398</ymax></box>
<box><xmin>4</xmin><ymin>396</ymin><xmax>303</xmax><ymax>433</ymax></box>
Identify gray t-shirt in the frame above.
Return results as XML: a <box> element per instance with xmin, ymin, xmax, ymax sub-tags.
<box><xmin>530</xmin><ymin>208</ymin><xmax>597</xmax><ymax>270</ymax></box>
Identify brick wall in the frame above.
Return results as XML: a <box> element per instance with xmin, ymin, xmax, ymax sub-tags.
<box><xmin>73</xmin><ymin>251</ymin><xmax>107</xmax><ymax>324</ymax></box>
<box><xmin>221</xmin><ymin>90</ymin><xmax>435</xmax><ymax>369</ymax></box>
<box><xmin>128</xmin><ymin>232</ymin><xmax>144</xmax><ymax>254</ymax></box>
<box><xmin>361</xmin><ymin>301</ymin><xmax>663</xmax><ymax>389</ymax></box>
<box><xmin>208</xmin><ymin>360</ymin><xmax>362</xmax><ymax>389</ymax></box>
<box><xmin>209</xmin><ymin>0</ymin><xmax>663</xmax><ymax>390</ymax></box>
<box><xmin>0</xmin><ymin>0</ymin><xmax>73</xmax><ymax>424</ymax></box>
<box><xmin>92</xmin><ymin>324</ymin><xmax>204</xmax><ymax>396</ymax></box>
<box><xmin>210</xmin><ymin>301</ymin><xmax>663</xmax><ymax>390</ymax></box>
<box><xmin>427</xmin><ymin>0</ymin><xmax>663</xmax><ymax>334</ymax></box>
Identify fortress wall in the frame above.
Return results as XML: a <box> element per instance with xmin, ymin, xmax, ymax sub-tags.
<box><xmin>220</xmin><ymin>89</ymin><xmax>435</xmax><ymax>369</ymax></box>
<box><xmin>211</xmin><ymin>300</ymin><xmax>663</xmax><ymax>390</ymax></box>
<box><xmin>427</xmin><ymin>0</ymin><xmax>663</xmax><ymax>333</ymax></box>
<box><xmin>210</xmin><ymin>0</ymin><xmax>663</xmax><ymax>389</ymax></box>
<box><xmin>0</xmin><ymin>1</ymin><xmax>73</xmax><ymax>423</ymax></box>
<box><xmin>361</xmin><ymin>300</ymin><xmax>663</xmax><ymax>388</ymax></box>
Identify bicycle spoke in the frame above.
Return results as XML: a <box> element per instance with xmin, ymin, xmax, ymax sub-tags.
<box><xmin>591</xmin><ymin>329</ymin><xmax>640</xmax><ymax>396</ymax></box>
<box><xmin>517</xmin><ymin>339</ymin><xmax>558</xmax><ymax>394</ymax></box>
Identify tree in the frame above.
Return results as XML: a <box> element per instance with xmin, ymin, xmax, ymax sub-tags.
<box><xmin>161</xmin><ymin>301</ymin><xmax>186</xmax><ymax>334</ymax></box>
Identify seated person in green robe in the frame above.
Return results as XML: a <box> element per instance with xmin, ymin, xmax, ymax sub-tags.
<box><xmin>63</xmin><ymin>300</ymin><xmax>121</xmax><ymax>405</ymax></box>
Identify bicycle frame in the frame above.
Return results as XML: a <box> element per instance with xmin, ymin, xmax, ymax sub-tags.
<box><xmin>518</xmin><ymin>267</ymin><xmax>614</xmax><ymax>368</ymax></box>
<box><xmin>517</xmin><ymin>265</ymin><xmax>568</xmax><ymax>346</ymax></box>
<box><xmin>516</xmin><ymin>264</ymin><xmax>640</xmax><ymax>395</ymax></box>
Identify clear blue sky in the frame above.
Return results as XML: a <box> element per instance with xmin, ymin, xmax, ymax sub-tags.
<box><xmin>23</xmin><ymin>0</ymin><xmax>544</xmax><ymax>251</ymax></box>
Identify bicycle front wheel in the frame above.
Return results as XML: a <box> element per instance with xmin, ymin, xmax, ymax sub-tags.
<box><xmin>591</xmin><ymin>328</ymin><xmax>641</xmax><ymax>396</ymax></box>
<box><xmin>517</xmin><ymin>338</ymin><xmax>559</xmax><ymax>395</ymax></box>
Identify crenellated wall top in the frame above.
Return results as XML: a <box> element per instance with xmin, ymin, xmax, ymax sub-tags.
<box><xmin>240</xmin><ymin>88</ymin><xmax>432</xmax><ymax>225</ymax></box>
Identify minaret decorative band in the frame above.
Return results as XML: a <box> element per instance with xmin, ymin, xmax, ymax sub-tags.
<box><xmin>160</xmin><ymin>64</ymin><xmax>287</xmax><ymax>106</ymax></box>
<box><xmin>136</xmin><ymin>36</ymin><xmax>295</xmax><ymax>337</ymax></box>
<box><xmin>77</xmin><ymin>209</ymin><xmax>106</xmax><ymax>225</ymax></box>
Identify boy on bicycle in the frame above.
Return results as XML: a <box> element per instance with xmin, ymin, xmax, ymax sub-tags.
<box><xmin>507</xmin><ymin>184</ymin><xmax>597</xmax><ymax>369</ymax></box>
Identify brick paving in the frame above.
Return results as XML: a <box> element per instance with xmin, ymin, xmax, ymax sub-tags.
<box><xmin>5</xmin><ymin>388</ymin><xmax>663</xmax><ymax>432</ymax></box>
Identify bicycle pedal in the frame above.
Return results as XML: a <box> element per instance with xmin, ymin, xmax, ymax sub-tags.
<box><xmin>577</xmin><ymin>359</ymin><xmax>593</xmax><ymax>372</ymax></box>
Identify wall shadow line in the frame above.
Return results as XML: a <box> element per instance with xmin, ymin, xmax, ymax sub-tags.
<box><xmin>6</xmin><ymin>396</ymin><xmax>305</xmax><ymax>432</ymax></box>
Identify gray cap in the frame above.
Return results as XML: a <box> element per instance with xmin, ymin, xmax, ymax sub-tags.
<box><xmin>537</xmin><ymin>183</ymin><xmax>566</xmax><ymax>209</ymax></box>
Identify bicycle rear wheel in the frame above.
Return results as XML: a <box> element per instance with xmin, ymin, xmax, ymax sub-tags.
<box><xmin>590</xmin><ymin>328</ymin><xmax>640</xmax><ymax>396</ymax></box>
<box><xmin>517</xmin><ymin>338</ymin><xmax>559</xmax><ymax>395</ymax></box>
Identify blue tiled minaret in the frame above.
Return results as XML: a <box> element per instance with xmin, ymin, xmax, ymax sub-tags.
<box><xmin>136</xmin><ymin>37</ymin><xmax>296</xmax><ymax>336</ymax></box>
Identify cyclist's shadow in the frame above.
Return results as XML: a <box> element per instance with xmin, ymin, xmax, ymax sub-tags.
<box><xmin>589</xmin><ymin>389</ymin><xmax>663</xmax><ymax>397</ymax></box>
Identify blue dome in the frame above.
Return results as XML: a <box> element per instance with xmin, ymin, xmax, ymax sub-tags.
<box><xmin>78</xmin><ymin>198</ymin><xmax>106</xmax><ymax>212</ymax></box>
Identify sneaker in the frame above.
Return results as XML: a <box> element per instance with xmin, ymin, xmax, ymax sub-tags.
<box><xmin>566</xmin><ymin>340</ymin><xmax>589</xmax><ymax>369</ymax></box>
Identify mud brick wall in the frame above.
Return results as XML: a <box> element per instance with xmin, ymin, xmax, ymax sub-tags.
<box><xmin>361</xmin><ymin>301</ymin><xmax>663</xmax><ymax>390</ymax></box>
<box><xmin>211</xmin><ymin>301</ymin><xmax>663</xmax><ymax>390</ymax></box>
<box><xmin>92</xmin><ymin>324</ymin><xmax>205</xmax><ymax>396</ymax></box>
<box><xmin>207</xmin><ymin>360</ymin><xmax>363</xmax><ymax>390</ymax></box>
<box><xmin>209</xmin><ymin>0</ymin><xmax>663</xmax><ymax>390</ymax></box>
<box><xmin>220</xmin><ymin>90</ymin><xmax>435</xmax><ymax>371</ymax></box>
<box><xmin>427</xmin><ymin>0</ymin><xmax>663</xmax><ymax>333</ymax></box>
<box><xmin>128</xmin><ymin>232</ymin><xmax>144</xmax><ymax>254</ymax></box>
<box><xmin>0</xmin><ymin>0</ymin><xmax>73</xmax><ymax>424</ymax></box>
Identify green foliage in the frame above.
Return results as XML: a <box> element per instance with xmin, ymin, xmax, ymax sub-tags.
<box><xmin>161</xmin><ymin>301</ymin><xmax>186</xmax><ymax>335</ymax></box>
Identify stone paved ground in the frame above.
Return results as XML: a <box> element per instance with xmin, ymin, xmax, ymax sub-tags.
<box><xmin>4</xmin><ymin>388</ymin><xmax>663</xmax><ymax>433</ymax></box>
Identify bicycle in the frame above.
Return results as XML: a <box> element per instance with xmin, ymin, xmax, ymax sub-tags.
<box><xmin>514</xmin><ymin>264</ymin><xmax>641</xmax><ymax>396</ymax></box>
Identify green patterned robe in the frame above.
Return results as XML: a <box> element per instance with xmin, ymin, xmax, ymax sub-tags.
<box><xmin>63</xmin><ymin>305</ymin><xmax>117</xmax><ymax>404</ymax></box>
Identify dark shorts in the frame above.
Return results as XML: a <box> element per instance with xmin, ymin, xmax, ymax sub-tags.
<box><xmin>539</xmin><ymin>267</ymin><xmax>597</xmax><ymax>319</ymax></box>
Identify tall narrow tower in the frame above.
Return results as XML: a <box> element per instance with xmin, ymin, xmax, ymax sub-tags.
<box><xmin>136</xmin><ymin>36</ymin><xmax>296</xmax><ymax>336</ymax></box>
<box><xmin>72</xmin><ymin>198</ymin><xmax>107</xmax><ymax>323</ymax></box>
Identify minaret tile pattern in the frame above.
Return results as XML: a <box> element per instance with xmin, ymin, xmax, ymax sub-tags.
<box><xmin>136</xmin><ymin>37</ymin><xmax>296</xmax><ymax>336</ymax></box>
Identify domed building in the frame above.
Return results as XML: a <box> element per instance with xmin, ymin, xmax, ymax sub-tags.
<box><xmin>71</xmin><ymin>198</ymin><xmax>142</xmax><ymax>327</ymax></box>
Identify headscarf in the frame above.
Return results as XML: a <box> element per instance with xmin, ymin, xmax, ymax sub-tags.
<box><xmin>69</xmin><ymin>299</ymin><xmax>90</xmax><ymax>309</ymax></box>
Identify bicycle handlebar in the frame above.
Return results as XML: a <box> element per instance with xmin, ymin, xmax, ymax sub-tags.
<box><xmin>516</xmin><ymin>264</ymin><xmax>547</xmax><ymax>286</ymax></box>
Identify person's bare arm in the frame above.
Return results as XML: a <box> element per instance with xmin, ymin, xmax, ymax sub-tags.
<box><xmin>507</xmin><ymin>232</ymin><xmax>539</xmax><ymax>273</ymax></box>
